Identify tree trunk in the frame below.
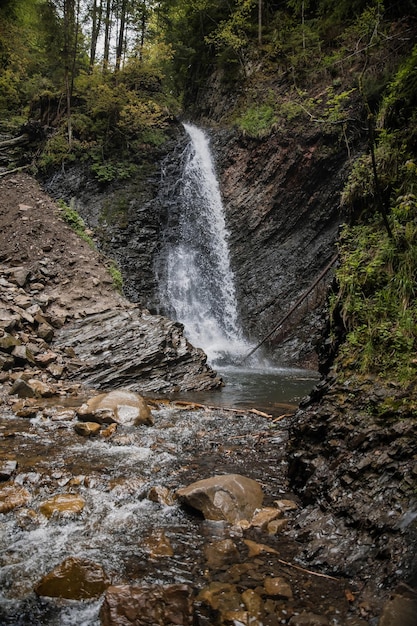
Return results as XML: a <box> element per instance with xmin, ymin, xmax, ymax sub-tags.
<box><xmin>90</xmin><ymin>0</ymin><xmax>103</xmax><ymax>69</ymax></box>
<box><xmin>63</xmin><ymin>0</ymin><xmax>75</xmax><ymax>147</ymax></box>
<box><xmin>258</xmin><ymin>0</ymin><xmax>262</xmax><ymax>46</ymax></box>
<box><xmin>115</xmin><ymin>0</ymin><xmax>127</xmax><ymax>72</ymax></box>
<box><xmin>103</xmin><ymin>0</ymin><xmax>112</xmax><ymax>71</ymax></box>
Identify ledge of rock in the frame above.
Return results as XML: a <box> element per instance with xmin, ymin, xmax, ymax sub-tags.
<box><xmin>54</xmin><ymin>307</ymin><xmax>223</xmax><ymax>394</ymax></box>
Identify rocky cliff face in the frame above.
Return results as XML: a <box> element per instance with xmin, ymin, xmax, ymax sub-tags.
<box><xmin>45</xmin><ymin>119</ymin><xmax>356</xmax><ymax>368</ymax></box>
<box><xmin>214</xmin><ymin>127</ymin><xmax>349</xmax><ymax>366</ymax></box>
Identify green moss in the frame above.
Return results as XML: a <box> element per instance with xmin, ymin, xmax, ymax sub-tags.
<box><xmin>107</xmin><ymin>261</ymin><xmax>123</xmax><ymax>294</ymax></box>
<box><xmin>57</xmin><ymin>200</ymin><xmax>95</xmax><ymax>249</ymax></box>
<box><xmin>235</xmin><ymin>104</ymin><xmax>277</xmax><ymax>138</ymax></box>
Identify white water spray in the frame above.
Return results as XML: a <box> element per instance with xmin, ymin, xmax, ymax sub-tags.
<box><xmin>160</xmin><ymin>123</ymin><xmax>249</xmax><ymax>364</ymax></box>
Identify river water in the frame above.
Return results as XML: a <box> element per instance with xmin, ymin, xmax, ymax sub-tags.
<box><xmin>0</xmin><ymin>125</ymin><xmax>341</xmax><ymax>624</ymax></box>
<box><xmin>0</xmin><ymin>389</ymin><xmax>353</xmax><ymax>626</ymax></box>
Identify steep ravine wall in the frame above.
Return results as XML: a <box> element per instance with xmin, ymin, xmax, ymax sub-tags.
<box><xmin>214</xmin><ymin>127</ymin><xmax>351</xmax><ymax>366</ymax></box>
<box><xmin>44</xmin><ymin>120</ymin><xmax>356</xmax><ymax>368</ymax></box>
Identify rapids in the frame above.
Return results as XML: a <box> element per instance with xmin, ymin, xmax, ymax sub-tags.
<box><xmin>0</xmin><ymin>398</ymin><xmax>351</xmax><ymax>625</ymax></box>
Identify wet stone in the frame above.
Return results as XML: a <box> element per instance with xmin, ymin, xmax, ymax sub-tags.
<box><xmin>204</xmin><ymin>539</ymin><xmax>240</xmax><ymax>569</ymax></box>
<box><xmin>0</xmin><ymin>482</ymin><xmax>31</xmax><ymax>513</ymax></box>
<box><xmin>147</xmin><ymin>485</ymin><xmax>175</xmax><ymax>505</ymax></box>
<box><xmin>74</xmin><ymin>421</ymin><xmax>101</xmax><ymax>437</ymax></box>
<box><xmin>378</xmin><ymin>593</ymin><xmax>417</xmax><ymax>626</ymax></box>
<box><xmin>264</xmin><ymin>576</ymin><xmax>293</xmax><ymax>599</ymax></box>
<box><xmin>197</xmin><ymin>581</ymin><xmax>242</xmax><ymax>614</ymax></box>
<box><xmin>34</xmin><ymin>556</ymin><xmax>110</xmax><ymax>600</ymax></box>
<box><xmin>0</xmin><ymin>459</ymin><xmax>17</xmax><ymax>481</ymax></box>
<box><xmin>251</xmin><ymin>506</ymin><xmax>282</xmax><ymax>529</ymax></box>
<box><xmin>176</xmin><ymin>474</ymin><xmax>264</xmax><ymax>523</ymax></box>
<box><xmin>100</xmin><ymin>583</ymin><xmax>193</xmax><ymax>626</ymax></box>
<box><xmin>143</xmin><ymin>529</ymin><xmax>174</xmax><ymax>558</ymax></box>
<box><xmin>39</xmin><ymin>493</ymin><xmax>85</xmax><ymax>518</ymax></box>
<box><xmin>77</xmin><ymin>389</ymin><xmax>153</xmax><ymax>426</ymax></box>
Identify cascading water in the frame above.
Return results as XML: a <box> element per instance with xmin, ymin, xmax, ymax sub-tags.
<box><xmin>158</xmin><ymin>123</ymin><xmax>249</xmax><ymax>365</ymax></box>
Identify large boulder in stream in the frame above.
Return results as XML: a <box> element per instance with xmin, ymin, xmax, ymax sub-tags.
<box><xmin>77</xmin><ymin>389</ymin><xmax>153</xmax><ymax>426</ymax></box>
<box><xmin>176</xmin><ymin>474</ymin><xmax>264</xmax><ymax>523</ymax></box>
<box><xmin>100</xmin><ymin>583</ymin><xmax>193</xmax><ymax>626</ymax></box>
<box><xmin>34</xmin><ymin>557</ymin><xmax>110</xmax><ymax>600</ymax></box>
<box><xmin>54</xmin><ymin>307</ymin><xmax>222</xmax><ymax>393</ymax></box>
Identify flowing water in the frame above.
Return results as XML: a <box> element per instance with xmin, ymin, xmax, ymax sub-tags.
<box><xmin>158</xmin><ymin>123</ymin><xmax>250</xmax><ymax>365</ymax></box>
<box><xmin>0</xmin><ymin>125</ymin><xmax>338</xmax><ymax>625</ymax></box>
<box><xmin>157</xmin><ymin>122</ymin><xmax>318</xmax><ymax>412</ymax></box>
<box><xmin>0</xmin><ymin>399</ymin><xmax>350</xmax><ymax>625</ymax></box>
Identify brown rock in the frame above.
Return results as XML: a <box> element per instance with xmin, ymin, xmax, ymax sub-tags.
<box><xmin>39</xmin><ymin>493</ymin><xmax>85</xmax><ymax>518</ymax></box>
<box><xmin>0</xmin><ymin>333</ymin><xmax>21</xmax><ymax>352</ymax></box>
<box><xmin>197</xmin><ymin>582</ymin><xmax>242</xmax><ymax>614</ymax></box>
<box><xmin>264</xmin><ymin>577</ymin><xmax>293</xmax><ymax>599</ymax></box>
<box><xmin>143</xmin><ymin>529</ymin><xmax>174</xmax><ymax>558</ymax></box>
<box><xmin>35</xmin><ymin>351</ymin><xmax>58</xmax><ymax>366</ymax></box>
<box><xmin>378</xmin><ymin>594</ymin><xmax>417</xmax><ymax>626</ymax></box>
<box><xmin>243</xmin><ymin>539</ymin><xmax>279</xmax><ymax>558</ymax></box>
<box><xmin>12</xmin><ymin>344</ymin><xmax>35</xmax><ymax>364</ymax></box>
<box><xmin>77</xmin><ymin>389</ymin><xmax>153</xmax><ymax>426</ymax></box>
<box><xmin>74</xmin><ymin>421</ymin><xmax>101</xmax><ymax>437</ymax></box>
<box><xmin>35</xmin><ymin>556</ymin><xmax>110</xmax><ymax>599</ymax></box>
<box><xmin>251</xmin><ymin>506</ymin><xmax>282</xmax><ymax>529</ymax></box>
<box><xmin>28</xmin><ymin>379</ymin><xmax>56</xmax><ymax>397</ymax></box>
<box><xmin>147</xmin><ymin>485</ymin><xmax>175</xmax><ymax>505</ymax></box>
<box><xmin>267</xmin><ymin>518</ymin><xmax>288</xmax><ymax>535</ymax></box>
<box><xmin>176</xmin><ymin>474</ymin><xmax>264</xmax><ymax>523</ymax></box>
<box><xmin>0</xmin><ymin>482</ymin><xmax>31</xmax><ymax>513</ymax></box>
<box><xmin>204</xmin><ymin>539</ymin><xmax>240</xmax><ymax>569</ymax></box>
<box><xmin>0</xmin><ymin>353</ymin><xmax>14</xmax><ymax>370</ymax></box>
<box><xmin>9</xmin><ymin>378</ymin><xmax>36</xmax><ymax>398</ymax></box>
<box><xmin>37</xmin><ymin>323</ymin><xmax>54</xmax><ymax>342</ymax></box>
<box><xmin>100</xmin><ymin>583</ymin><xmax>193</xmax><ymax>625</ymax></box>
<box><xmin>242</xmin><ymin>588</ymin><xmax>264</xmax><ymax>620</ymax></box>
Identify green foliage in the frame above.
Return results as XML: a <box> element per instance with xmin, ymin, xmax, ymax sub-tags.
<box><xmin>235</xmin><ymin>103</ymin><xmax>277</xmax><ymax>138</ymax></box>
<box><xmin>332</xmin><ymin>210</ymin><xmax>417</xmax><ymax>382</ymax></box>
<box><xmin>57</xmin><ymin>199</ymin><xmax>95</xmax><ymax>249</ymax></box>
<box><xmin>107</xmin><ymin>261</ymin><xmax>123</xmax><ymax>294</ymax></box>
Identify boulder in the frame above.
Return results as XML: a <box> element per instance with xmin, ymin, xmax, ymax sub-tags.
<box><xmin>378</xmin><ymin>593</ymin><xmax>417</xmax><ymax>626</ymax></box>
<box><xmin>9</xmin><ymin>378</ymin><xmax>36</xmax><ymax>398</ymax></box>
<box><xmin>77</xmin><ymin>389</ymin><xmax>153</xmax><ymax>426</ymax></box>
<box><xmin>100</xmin><ymin>583</ymin><xmax>193</xmax><ymax>626</ymax></box>
<box><xmin>34</xmin><ymin>556</ymin><xmax>110</xmax><ymax>599</ymax></box>
<box><xmin>0</xmin><ymin>482</ymin><xmax>31</xmax><ymax>513</ymax></box>
<box><xmin>54</xmin><ymin>308</ymin><xmax>223</xmax><ymax>393</ymax></box>
<box><xmin>74</xmin><ymin>421</ymin><xmax>101</xmax><ymax>437</ymax></box>
<box><xmin>39</xmin><ymin>493</ymin><xmax>85</xmax><ymax>518</ymax></box>
<box><xmin>176</xmin><ymin>474</ymin><xmax>264</xmax><ymax>523</ymax></box>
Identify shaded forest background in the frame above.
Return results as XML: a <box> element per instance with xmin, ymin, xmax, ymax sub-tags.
<box><xmin>1</xmin><ymin>0</ymin><xmax>417</xmax><ymax>384</ymax></box>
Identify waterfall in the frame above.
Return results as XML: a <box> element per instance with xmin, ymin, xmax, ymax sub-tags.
<box><xmin>157</xmin><ymin>123</ymin><xmax>249</xmax><ymax>365</ymax></box>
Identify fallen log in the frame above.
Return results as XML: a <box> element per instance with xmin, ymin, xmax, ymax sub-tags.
<box><xmin>0</xmin><ymin>134</ymin><xmax>29</xmax><ymax>149</ymax></box>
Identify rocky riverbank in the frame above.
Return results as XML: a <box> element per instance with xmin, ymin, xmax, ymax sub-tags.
<box><xmin>288</xmin><ymin>374</ymin><xmax>417</xmax><ymax>622</ymax></box>
<box><xmin>0</xmin><ymin>172</ymin><xmax>222</xmax><ymax>400</ymax></box>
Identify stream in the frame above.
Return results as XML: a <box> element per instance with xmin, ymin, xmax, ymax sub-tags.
<box><xmin>0</xmin><ymin>390</ymin><xmax>354</xmax><ymax>626</ymax></box>
<box><xmin>0</xmin><ymin>125</ymin><xmax>355</xmax><ymax>625</ymax></box>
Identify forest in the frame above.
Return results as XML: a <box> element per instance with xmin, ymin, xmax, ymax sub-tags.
<box><xmin>1</xmin><ymin>0</ymin><xmax>417</xmax><ymax>383</ymax></box>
